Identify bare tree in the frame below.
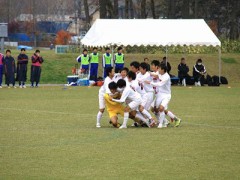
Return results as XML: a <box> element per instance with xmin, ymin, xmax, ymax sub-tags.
<box><xmin>229</xmin><ymin>0</ymin><xmax>239</xmax><ymax>39</ymax></box>
<box><xmin>99</xmin><ymin>0</ymin><xmax>107</xmax><ymax>18</ymax></box>
<box><xmin>125</xmin><ymin>0</ymin><xmax>129</xmax><ymax>18</ymax></box>
<box><xmin>167</xmin><ymin>0</ymin><xmax>175</xmax><ymax>18</ymax></box>
<box><xmin>182</xmin><ymin>0</ymin><xmax>189</xmax><ymax>18</ymax></box>
<box><xmin>83</xmin><ymin>0</ymin><xmax>90</xmax><ymax>29</ymax></box>
<box><xmin>150</xmin><ymin>0</ymin><xmax>156</xmax><ymax>19</ymax></box>
<box><xmin>141</xmin><ymin>0</ymin><xmax>146</xmax><ymax>18</ymax></box>
<box><xmin>113</xmin><ymin>0</ymin><xmax>118</xmax><ymax>18</ymax></box>
<box><xmin>129</xmin><ymin>0</ymin><xmax>134</xmax><ymax>18</ymax></box>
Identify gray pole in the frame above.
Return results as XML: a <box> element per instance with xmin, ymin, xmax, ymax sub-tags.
<box><xmin>218</xmin><ymin>46</ymin><xmax>221</xmax><ymax>84</ymax></box>
<box><xmin>0</xmin><ymin>38</ymin><xmax>4</xmax><ymax>52</ymax></box>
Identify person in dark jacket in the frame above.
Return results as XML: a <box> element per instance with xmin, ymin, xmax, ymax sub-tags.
<box><xmin>3</xmin><ymin>49</ymin><xmax>16</xmax><ymax>88</ymax></box>
<box><xmin>31</xmin><ymin>50</ymin><xmax>44</xmax><ymax>87</ymax></box>
<box><xmin>161</xmin><ymin>56</ymin><xmax>172</xmax><ymax>76</ymax></box>
<box><xmin>16</xmin><ymin>48</ymin><xmax>28</xmax><ymax>88</ymax></box>
<box><xmin>193</xmin><ymin>59</ymin><xmax>206</xmax><ymax>86</ymax></box>
<box><xmin>144</xmin><ymin>57</ymin><xmax>151</xmax><ymax>71</ymax></box>
<box><xmin>178</xmin><ymin>57</ymin><xmax>190</xmax><ymax>86</ymax></box>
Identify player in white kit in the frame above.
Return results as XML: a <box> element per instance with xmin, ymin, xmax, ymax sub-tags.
<box><xmin>146</xmin><ymin>64</ymin><xmax>181</xmax><ymax>128</ymax></box>
<box><xmin>96</xmin><ymin>67</ymin><xmax>115</xmax><ymax>128</ymax></box>
<box><xmin>110</xmin><ymin>79</ymin><xmax>144</xmax><ymax>129</ymax></box>
<box><xmin>150</xmin><ymin>60</ymin><xmax>182</xmax><ymax>127</ymax></box>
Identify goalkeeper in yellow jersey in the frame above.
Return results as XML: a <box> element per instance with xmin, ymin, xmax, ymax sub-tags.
<box><xmin>104</xmin><ymin>82</ymin><xmax>125</xmax><ymax>128</ymax></box>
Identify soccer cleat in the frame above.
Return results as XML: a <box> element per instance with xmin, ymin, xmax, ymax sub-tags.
<box><xmin>13</xmin><ymin>86</ymin><xmax>16</xmax><ymax>88</ymax></box>
<box><xmin>119</xmin><ymin>125</ymin><xmax>127</xmax><ymax>129</ymax></box>
<box><xmin>175</xmin><ymin>118</ymin><xmax>182</xmax><ymax>127</ymax></box>
<box><xmin>163</xmin><ymin>118</ymin><xmax>170</xmax><ymax>126</ymax></box>
<box><xmin>23</xmin><ymin>85</ymin><xmax>27</xmax><ymax>88</ymax></box>
<box><xmin>0</xmin><ymin>86</ymin><xmax>2</xmax><ymax>88</ymax></box>
<box><xmin>19</xmin><ymin>85</ymin><xmax>23</xmax><ymax>88</ymax></box>
<box><xmin>96</xmin><ymin>123</ymin><xmax>101</xmax><ymax>128</ymax></box>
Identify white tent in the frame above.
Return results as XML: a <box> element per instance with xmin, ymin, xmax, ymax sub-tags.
<box><xmin>81</xmin><ymin>19</ymin><xmax>221</xmax><ymax>81</ymax></box>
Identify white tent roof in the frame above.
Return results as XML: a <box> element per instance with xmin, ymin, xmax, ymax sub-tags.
<box><xmin>81</xmin><ymin>19</ymin><xmax>221</xmax><ymax>47</ymax></box>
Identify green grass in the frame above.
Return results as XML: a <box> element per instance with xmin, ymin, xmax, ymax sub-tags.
<box><xmin>3</xmin><ymin>49</ymin><xmax>240</xmax><ymax>83</ymax></box>
<box><xmin>0</xmin><ymin>84</ymin><xmax>240</xmax><ymax>179</ymax></box>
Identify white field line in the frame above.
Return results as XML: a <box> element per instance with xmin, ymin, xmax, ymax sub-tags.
<box><xmin>0</xmin><ymin>107</ymin><xmax>239</xmax><ymax>130</ymax></box>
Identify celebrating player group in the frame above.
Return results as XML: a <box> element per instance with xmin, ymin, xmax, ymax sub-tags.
<box><xmin>96</xmin><ymin>60</ymin><xmax>182</xmax><ymax>129</ymax></box>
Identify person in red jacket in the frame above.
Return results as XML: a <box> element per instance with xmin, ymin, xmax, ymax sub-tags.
<box><xmin>31</xmin><ymin>50</ymin><xmax>44</xmax><ymax>87</ymax></box>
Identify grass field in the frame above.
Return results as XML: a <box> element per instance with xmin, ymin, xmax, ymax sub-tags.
<box><xmin>1</xmin><ymin>84</ymin><xmax>240</xmax><ymax>179</ymax></box>
<box><xmin>2</xmin><ymin>49</ymin><xmax>240</xmax><ymax>84</ymax></box>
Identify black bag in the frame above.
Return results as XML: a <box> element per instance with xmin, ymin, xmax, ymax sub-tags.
<box><xmin>206</xmin><ymin>74</ymin><xmax>213</xmax><ymax>86</ymax></box>
<box><xmin>212</xmin><ymin>76</ymin><xmax>220</xmax><ymax>86</ymax></box>
<box><xmin>186</xmin><ymin>76</ymin><xmax>195</xmax><ymax>85</ymax></box>
<box><xmin>220</xmin><ymin>76</ymin><xmax>228</xmax><ymax>84</ymax></box>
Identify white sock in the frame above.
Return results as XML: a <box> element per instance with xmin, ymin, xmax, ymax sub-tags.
<box><xmin>97</xmin><ymin>111</ymin><xmax>103</xmax><ymax>124</ymax></box>
<box><xmin>141</xmin><ymin>109</ymin><xmax>152</xmax><ymax>119</ymax></box>
<box><xmin>167</xmin><ymin>111</ymin><xmax>175</xmax><ymax>119</ymax></box>
<box><xmin>135</xmin><ymin>112</ymin><xmax>148</xmax><ymax>123</ymax></box>
<box><xmin>167</xmin><ymin>111</ymin><xmax>179</xmax><ymax>121</ymax></box>
<box><xmin>159</xmin><ymin>111</ymin><xmax>165</xmax><ymax>125</ymax></box>
<box><xmin>122</xmin><ymin>112</ymin><xmax>129</xmax><ymax>126</ymax></box>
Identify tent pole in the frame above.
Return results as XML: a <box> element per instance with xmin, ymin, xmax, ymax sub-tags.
<box><xmin>218</xmin><ymin>46</ymin><xmax>221</xmax><ymax>84</ymax></box>
<box><xmin>111</xmin><ymin>45</ymin><xmax>114</xmax><ymax>69</ymax></box>
<box><xmin>165</xmin><ymin>46</ymin><xmax>168</xmax><ymax>63</ymax></box>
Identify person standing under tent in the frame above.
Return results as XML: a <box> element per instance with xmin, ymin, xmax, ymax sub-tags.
<box><xmin>30</xmin><ymin>50</ymin><xmax>44</xmax><ymax>88</ymax></box>
<box><xmin>114</xmin><ymin>47</ymin><xmax>124</xmax><ymax>73</ymax></box>
<box><xmin>16</xmin><ymin>48</ymin><xmax>28</xmax><ymax>88</ymax></box>
<box><xmin>0</xmin><ymin>52</ymin><xmax>4</xmax><ymax>88</ymax></box>
<box><xmin>89</xmin><ymin>47</ymin><xmax>99</xmax><ymax>81</ymax></box>
<box><xmin>76</xmin><ymin>49</ymin><xmax>90</xmax><ymax>75</ymax></box>
<box><xmin>102</xmin><ymin>47</ymin><xmax>113</xmax><ymax>78</ymax></box>
<box><xmin>3</xmin><ymin>50</ymin><xmax>16</xmax><ymax>88</ymax></box>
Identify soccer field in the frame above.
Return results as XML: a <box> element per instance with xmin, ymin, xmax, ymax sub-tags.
<box><xmin>0</xmin><ymin>85</ymin><xmax>240</xmax><ymax>179</ymax></box>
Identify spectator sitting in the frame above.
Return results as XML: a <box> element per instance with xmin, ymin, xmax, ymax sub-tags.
<box><xmin>193</xmin><ymin>58</ymin><xmax>206</xmax><ymax>86</ymax></box>
<box><xmin>161</xmin><ymin>56</ymin><xmax>172</xmax><ymax>76</ymax></box>
<box><xmin>178</xmin><ymin>57</ymin><xmax>190</xmax><ymax>86</ymax></box>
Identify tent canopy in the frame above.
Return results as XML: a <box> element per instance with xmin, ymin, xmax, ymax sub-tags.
<box><xmin>81</xmin><ymin>19</ymin><xmax>221</xmax><ymax>47</ymax></box>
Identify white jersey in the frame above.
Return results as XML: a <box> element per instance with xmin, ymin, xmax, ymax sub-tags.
<box><xmin>113</xmin><ymin>73</ymin><xmax>129</xmax><ymax>86</ymax></box>
<box><xmin>150</xmin><ymin>71</ymin><xmax>160</xmax><ymax>94</ymax></box>
<box><xmin>99</xmin><ymin>76</ymin><xmax>114</xmax><ymax>95</ymax></box>
<box><xmin>136</xmin><ymin>72</ymin><xmax>154</xmax><ymax>92</ymax></box>
<box><xmin>129</xmin><ymin>80</ymin><xmax>146</xmax><ymax>96</ymax></box>
<box><xmin>112</xmin><ymin>86</ymin><xmax>142</xmax><ymax>103</ymax></box>
<box><xmin>150</xmin><ymin>72</ymin><xmax>171</xmax><ymax>95</ymax></box>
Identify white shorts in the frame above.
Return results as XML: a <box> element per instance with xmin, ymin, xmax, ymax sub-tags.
<box><xmin>141</xmin><ymin>92</ymin><xmax>154</xmax><ymax>111</ymax></box>
<box><xmin>155</xmin><ymin>94</ymin><xmax>171</xmax><ymax>110</ymax></box>
<box><xmin>98</xmin><ymin>93</ymin><xmax>105</xmax><ymax>109</ymax></box>
<box><xmin>128</xmin><ymin>100</ymin><xmax>141</xmax><ymax>110</ymax></box>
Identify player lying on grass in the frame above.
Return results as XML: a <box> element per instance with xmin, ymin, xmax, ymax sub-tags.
<box><xmin>145</xmin><ymin>64</ymin><xmax>181</xmax><ymax>128</ymax></box>
<box><xmin>150</xmin><ymin>60</ymin><xmax>182</xmax><ymax>127</ymax></box>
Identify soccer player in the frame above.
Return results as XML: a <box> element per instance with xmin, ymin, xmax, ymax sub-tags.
<box><xmin>102</xmin><ymin>47</ymin><xmax>113</xmax><ymax>78</ymax></box>
<box><xmin>0</xmin><ymin>52</ymin><xmax>4</xmax><ymax>88</ymax></box>
<box><xmin>16</xmin><ymin>48</ymin><xmax>28</xmax><ymax>88</ymax></box>
<box><xmin>76</xmin><ymin>49</ymin><xmax>90</xmax><ymax>74</ymax></box>
<box><xmin>89</xmin><ymin>47</ymin><xmax>99</xmax><ymax>81</ymax></box>
<box><xmin>110</xmin><ymin>79</ymin><xmax>143</xmax><ymax>129</ymax></box>
<box><xmin>130</xmin><ymin>61</ymin><xmax>140</xmax><ymax>74</ymax></box>
<box><xmin>150</xmin><ymin>60</ymin><xmax>181</xmax><ymax>126</ymax></box>
<box><xmin>127</xmin><ymin>71</ymin><xmax>155</xmax><ymax>127</ymax></box>
<box><xmin>114</xmin><ymin>67</ymin><xmax>129</xmax><ymax>86</ymax></box>
<box><xmin>114</xmin><ymin>47</ymin><xmax>124</xmax><ymax>73</ymax></box>
<box><xmin>3</xmin><ymin>50</ymin><xmax>16</xmax><ymax>88</ymax></box>
<box><xmin>104</xmin><ymin>82</ymin><xmax>125</xmax><ymax>128</ymax></box>
<box><xmin>96</xmin><ymin>67</ymin><xmax>115</xmax><ymax>128</ymax></box>
<box><xmin>30</xmin><ymin>50</ymin><xmax>44</xmax><ymax>87</ymax></box>
<box><xmin>145</xmin><ymin>64</ymin><xmax>181</xmax><ymax>128</ymax></box>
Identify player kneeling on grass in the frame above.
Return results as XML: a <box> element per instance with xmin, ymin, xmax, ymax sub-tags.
<box><xmin>145</xmin><ymin>64</ymin><xmax>181</xmax><ymax>128</ymax></box>
<box><xmin>109</xmin><ymin>79</ymin><xmax>142</xmax><ymax>129</ymax></box>
<box><xmin>104</xmin><ymin>82</ymin><xmax>126</xmax><ymax>128</ymax></box>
